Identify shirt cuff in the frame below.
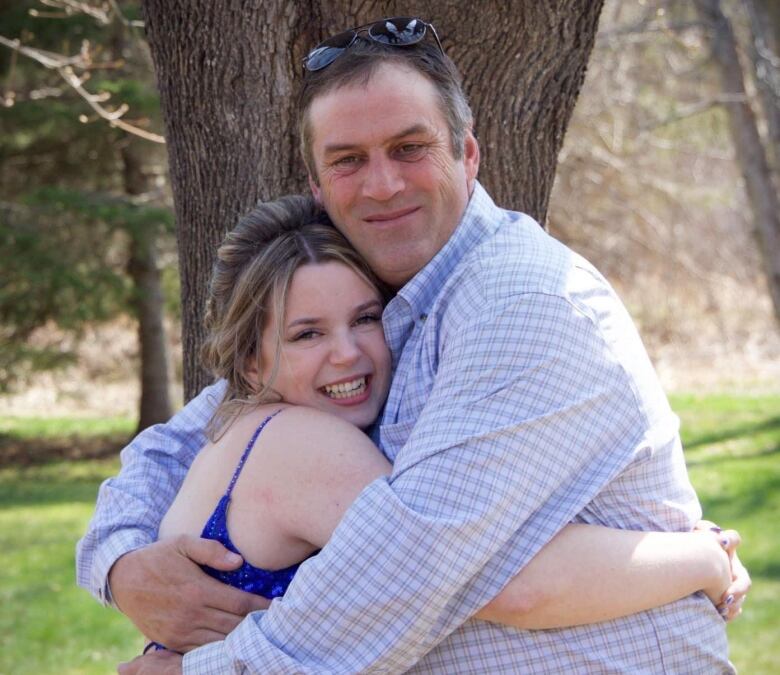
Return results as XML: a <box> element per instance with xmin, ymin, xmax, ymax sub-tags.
<box><xmin>93</xmin><ymin>530</ymin><xmax>153</xmax><ymax>607</ymax></box>
<box><xmin>182</xmin><ymin>640</ymin><xmax>233</xmax><ymax>674</ymax></box>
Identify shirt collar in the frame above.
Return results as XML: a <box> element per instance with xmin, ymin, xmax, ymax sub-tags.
<box><xmin>395</xmin><ymin>181</ymin><xmax>503</xmax><ymax>319</ymax></box>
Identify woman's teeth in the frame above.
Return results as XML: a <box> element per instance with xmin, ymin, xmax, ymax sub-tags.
<box><xmin>323</xmin><ymin>376</ymin><xmax>367</xmax><ymax>399</ymax></box>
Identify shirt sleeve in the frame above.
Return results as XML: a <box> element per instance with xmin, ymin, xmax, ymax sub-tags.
<box><xmin>75</xmin><ymin>380</ymin><xmax>225</xmax><ymax>605</ymax></box>
<box><xmin>183</xmin><ymin>293</ymin><xmax>654</xmax><ymax>673</ymax></box>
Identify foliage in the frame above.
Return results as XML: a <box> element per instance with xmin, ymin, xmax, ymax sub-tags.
<box><xmin>549</xmin><ymin>0</ymin><xmax>778</xmax><ymax>354</ymax></box>
<box><xmin>0</xmin><ymin>187</ymin><xmax>173</xmax><ymax>392</ymax></box>
<box><xmin>0</xmin><ymin>1</ymin><xmax>177</xmax><ymax>393</ymax></box>
<box><xmin>0</xmin><ymin>395</ymin><xmax>778</xmax><ymax>672</ymax></box>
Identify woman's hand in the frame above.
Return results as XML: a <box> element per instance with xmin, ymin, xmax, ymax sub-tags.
<box><xmin>695</xmin><ymin>520</ymin><xmax>751</xmax><ymax>622</ymax></box>
<box><xmin>118</xmin><ymin>649</ymin><xmax>182</xmax><ymax>675</ymax></box>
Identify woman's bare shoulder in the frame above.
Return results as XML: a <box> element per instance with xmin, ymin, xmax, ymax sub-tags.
<box><xmin>269</xmin><ymin>405</ymin><xmax>380</xmax><ymax>450</ymax></box>
<box><xmin>256</xmin><ymin>405</ymin><xmax>389</xmax><ymax>475</ymax></box>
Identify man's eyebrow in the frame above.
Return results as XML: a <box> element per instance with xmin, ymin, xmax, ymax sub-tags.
<box><xmin>322</xmin><ymin>124</ymin><xmax>431</xmax><ymax>155</ymax></box>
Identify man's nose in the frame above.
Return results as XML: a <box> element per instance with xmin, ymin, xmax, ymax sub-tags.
<box><xmin>362</xmin><ymin>155</ymin><xmax>404</xmax><ymax>202</ymax></box>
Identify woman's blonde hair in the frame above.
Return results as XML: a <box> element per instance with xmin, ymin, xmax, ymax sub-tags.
<box><xmin>201</xmin><ymin>194</ymin><xmax>386</xmax><ymax>437</ymax></box>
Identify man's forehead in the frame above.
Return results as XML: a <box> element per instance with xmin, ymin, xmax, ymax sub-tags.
<box><xmin>309</xmin><ymin>61</ymin><xmax>435</xmax><ymax>113</ymax></box>
<box><xmin>307</xmin><ymin>64</ymin><xmax>443</xmax><ymax>145</ymax></box>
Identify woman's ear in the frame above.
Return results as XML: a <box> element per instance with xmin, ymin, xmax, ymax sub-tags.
<box><xmin>243</xmin><ymin>352</ymin><xmax>260</xmax><ymax>390</ymax></box>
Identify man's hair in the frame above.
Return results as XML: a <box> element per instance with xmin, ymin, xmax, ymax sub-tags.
<box><xmin>201</xmin><ymin>194</ymin><xmax>387</xmax><ymax>437</ymax></box>
<box><xmin>298</xmin><ymin>38</ymin><xmax>473</xmax><ymax>180</ymax></box>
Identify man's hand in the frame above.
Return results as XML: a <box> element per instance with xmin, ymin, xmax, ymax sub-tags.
<box><xmin>109</xmin><ymin>535</ymin><xmax>269</xmax><ymax>651</ymax></box>
<box><xmin>118</xmin><ymin>649</ymin><xmax>182</xmax><ymax>675</ymax></box>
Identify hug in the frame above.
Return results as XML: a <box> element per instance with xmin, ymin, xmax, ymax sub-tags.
<box><xmin>78</xmin><ymin>17</ymin><xmax>747</xmax><ymax>674</ymax></box>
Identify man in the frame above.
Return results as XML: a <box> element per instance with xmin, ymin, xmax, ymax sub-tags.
<box><xmin>79</xmin><ymin>18</ymin><xmax>734</xmax><ymax>673</ymax></box>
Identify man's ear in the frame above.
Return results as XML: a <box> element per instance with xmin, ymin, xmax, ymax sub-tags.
<box><xmin>463</xmin><ymin>130</ymin><xmax>480</xmax><ymax>186</ymax></box>
<box><xmin>308</xmin><ymin>173</ymin><xmax>322</xmax><ymax>205</ymax></box>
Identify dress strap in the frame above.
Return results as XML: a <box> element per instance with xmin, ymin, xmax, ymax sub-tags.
<box><xmin>224</xmin><ymin>409</ymin><xmax>283</xmax><ymax>499</ymax></box>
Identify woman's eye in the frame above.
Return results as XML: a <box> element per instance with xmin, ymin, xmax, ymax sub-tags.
<box><xmin>355</xmin><ymin>313</ymin><xmax>381</xmax><ymax>326</ymax></box>
<box><xmin>292</xmin><ymin>329</ymin><xmax>319</xmax><ymax>341</ymax></box>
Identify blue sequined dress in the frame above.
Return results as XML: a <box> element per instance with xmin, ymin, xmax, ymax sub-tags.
<box><xmin>198</xmin><ymin>409</ymin><xmax>303</xmax><ymax>597</ymax></box>
<box><xmin>146</xmin><ymin>409</ymin><xmax>306</xmax><ymax>653</ymax></box>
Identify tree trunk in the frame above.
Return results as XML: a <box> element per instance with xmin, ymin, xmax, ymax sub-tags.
<box><xmin>141</xmin><ymin>0</ymin><xmax>604</xmax><ymax>400</ymax></box>
<box><xmin>122</xmin><ymin>141</ymin><xmax>174</xmax><ymax>431</ymax></box>
<box><xmin>696</xmin><ymin>0</ymin><xmax>780</xmax><ymax>324</ymax></box>
<box><xmin>744</xmin><ymin>0</ymin><xmax>780</xmax><ymax>173</ymax></box>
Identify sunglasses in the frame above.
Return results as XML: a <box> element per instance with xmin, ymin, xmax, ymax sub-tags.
<box><xmin>303</xmin><ymin>17</ymin><xmax>444</xmax><ymax>72</ymax></box>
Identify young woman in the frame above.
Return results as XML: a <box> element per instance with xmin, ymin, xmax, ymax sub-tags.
<box><xmin>157</xmin><ymin>194</ymin><xmax>741</xmax><ymax>642</ymax></box>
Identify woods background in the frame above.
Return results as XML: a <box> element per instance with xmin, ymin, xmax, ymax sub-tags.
<box><xmin>1</xmin><ymin>0</ymin><xmax>778</xmax><ymax>421</ymax></box>
<box><xmin>1</xmin><ymin>2</ymin><xmax>779</xmax><ymax>672</ymax></box>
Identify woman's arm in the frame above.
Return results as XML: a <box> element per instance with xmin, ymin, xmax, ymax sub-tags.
<box><xmin>476</xmin><ymin>523</ymin><xmax>736</xmax><ymax>629</ymax></box>
<box><xmin>243</xmin><ymin>407</ymin><xmax>745</xmax><ymax>630</ymax></box>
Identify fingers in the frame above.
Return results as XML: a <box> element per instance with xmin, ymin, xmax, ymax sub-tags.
<box><xmin>727</xmin><ymin>552</ymin><xmax>751</xmax><ymax>594</ymax></box>
<box><xmin>175</xmin><ymin>534</ymin><xmax>243</xmax><ymax>571</ymax></box>
<box><xmin>204</xmin><ymin>583</ymin><xmax>271</xmax><ymax>616</ymax></box>
<box><xmin>717</xmin><ymin>550</ymin><xmax>751</xmax><ymax>622</ymax></box>
<box><xmin>118</xmin><ymin>649</ymin><xmax>182</xmax><ymax>674</ymax></box>
<box><xmin>177</xmin><ymin>627</ymin><xmax>237</xmax><ymax>653</ymax></box>
<box><xmin>718</xmin><ymin>529</ymin><xmax>742</xmax><ymax>555</ymax></box>
<box><xmin>717</xmin><ymin>591</ymin><xmax>746</xmax><ymax>622</ymax></box>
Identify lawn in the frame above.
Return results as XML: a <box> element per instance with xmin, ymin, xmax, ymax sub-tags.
<box><xmin>1</xmin><ymin>394</ymin><xmax>778</xmax><ymax>673</ymax></box>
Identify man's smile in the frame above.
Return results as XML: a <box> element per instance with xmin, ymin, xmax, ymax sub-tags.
<box><xmin>363</xmin><ymin>206</ymin><xmax>421</xmax><ymax>224</ymax></box>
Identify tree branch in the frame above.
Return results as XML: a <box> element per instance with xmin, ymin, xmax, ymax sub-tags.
<box><xmin>0</xmin><ymin>35</ymin><xmax>165</xmax><ymax>144</ymax></box>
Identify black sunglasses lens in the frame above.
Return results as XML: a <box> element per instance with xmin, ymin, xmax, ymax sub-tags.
<box><xmin>368</xmin><ymin>17</ymin><xmax>426</xmax><ymax>46</ymax></box>
<box><xmin>305</xmin><ymin>29</ymin><xmax>357</xmax><ymax>71</ymax></box>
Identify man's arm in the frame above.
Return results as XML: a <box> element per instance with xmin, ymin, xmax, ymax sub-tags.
<box><xmin>183</xmin><ymin>293</ymin><xmax>665</xmax><ymax>673</ymax></box>
<box><xmin>76</xmin><ymin>380</ymin><xmax>225</xmax><ymax>605</ymax></box>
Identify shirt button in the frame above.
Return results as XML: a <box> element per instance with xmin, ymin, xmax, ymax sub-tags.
<box><xmin>419</xmin><ymin>313</ymin><xmax>427</xmax><ymax>322</ymax></box>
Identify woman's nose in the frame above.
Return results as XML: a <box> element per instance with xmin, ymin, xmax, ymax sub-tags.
<box><xmin>329</xmin><ymin>332</ymin><xmax>361</xmax><ymax>365</ymax></box>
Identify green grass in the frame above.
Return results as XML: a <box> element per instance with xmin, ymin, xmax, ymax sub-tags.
<box><xmin>0</xmin><ymin>396</ymin><xmax>778</xmax><ymax>673</ymax></box>
<box><xmin>0</xmin><ymin>416</ymin><xmax>135</xmax><ymax>440</ymax></box>
<box><xmin>671</xmin><ymin>393</ymin><xmax>780</xmax><ymax>674</ymax></box>
<box><xmin>0</xmin><ymin>458</ymin><xmax>140</xmax><ymax>674</ymax></box>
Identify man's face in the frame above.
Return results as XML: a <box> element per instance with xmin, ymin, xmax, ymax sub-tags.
<box><xmin>307</xmin><ymin>63</ymin><xmax>479</xmax><ymax>288</ymax></box>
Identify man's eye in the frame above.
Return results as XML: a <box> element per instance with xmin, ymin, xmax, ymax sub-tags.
<box><xmin>333</xmin><ymin>155</ymin><xmax>360</xmax><ymax>167</ymax></box>
<box><xmin>396</xmin><ymin>144</ymin><xmax>427</xmax><ymax>160</ymax></box>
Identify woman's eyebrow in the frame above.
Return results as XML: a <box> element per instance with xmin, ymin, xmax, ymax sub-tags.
<box><xmin>286</xmin><ymin>299</ymin><xmax>381</xmax><ymax>329</ymax></box>
<box><xmin>354</xmin><ymin>300</ymin><xmax>382</xmax><ymax>312</ymax></box>
<box><xmin>287</xmin><ymin>316</ymin><xmax>320</xmax><ymax>329</ymax></box>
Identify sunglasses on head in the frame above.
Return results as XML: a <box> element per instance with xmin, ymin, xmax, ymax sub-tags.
<box><xmin>303</xmin><ymin>17</ymin><xmax>444</xmax><ymax>72</ymax></box>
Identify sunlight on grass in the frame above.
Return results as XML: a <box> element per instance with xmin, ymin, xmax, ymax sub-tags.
<box><xmin>0</xmin><ymin>458</ymin><xmax>139</xmax><ymax>674</ymax></box>
<box><xmin>0</xmin><ymin>395</ymin><xmax>777</xmax><ymax>672</ymax></box>
<box><xmin>671</xmin><ymin>393</ymin><xmax>780</xmax><ymax>674</ymax></box>
<box><xmin>0</xmin><ymin>416</ymin><xmax>135</xmax><ymax>440</ymax></box>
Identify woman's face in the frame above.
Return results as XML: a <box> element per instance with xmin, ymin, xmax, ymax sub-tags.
<box><xmin>257</xmin><ymin>261</ymin><xmax>391</xmax><ymax>429</ymax></box>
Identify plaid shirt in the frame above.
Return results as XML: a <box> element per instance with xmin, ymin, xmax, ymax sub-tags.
<box><xmin>77</xmin><ymin>183</ymin><xmax>732</xmax><ymax>673</ymax></box>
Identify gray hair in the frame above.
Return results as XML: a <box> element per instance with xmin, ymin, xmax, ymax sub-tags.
<box><xmin>298</xmin><ymin>38</ymin><xmax>473</xmax><ymax>180</ymax></box>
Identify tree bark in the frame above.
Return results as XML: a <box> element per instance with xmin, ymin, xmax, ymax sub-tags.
<box><xmin>141</xmin><ymin>0</ymin><xmax>604</xmax><ymax>400</ymax></box>
<box><xmin>696</xmin><ymin>0</ymin><xmax>780</xmax><ymax>324</ymax></box>
<box><xmin>744</xmin><ymin>0</ymin><xmax>780</xmax><ymax>173</ymax></box>
<box><xmin>122</xmin><ymin>141</ymin><xmax>174</xmax><ymax>431</ymax></box>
